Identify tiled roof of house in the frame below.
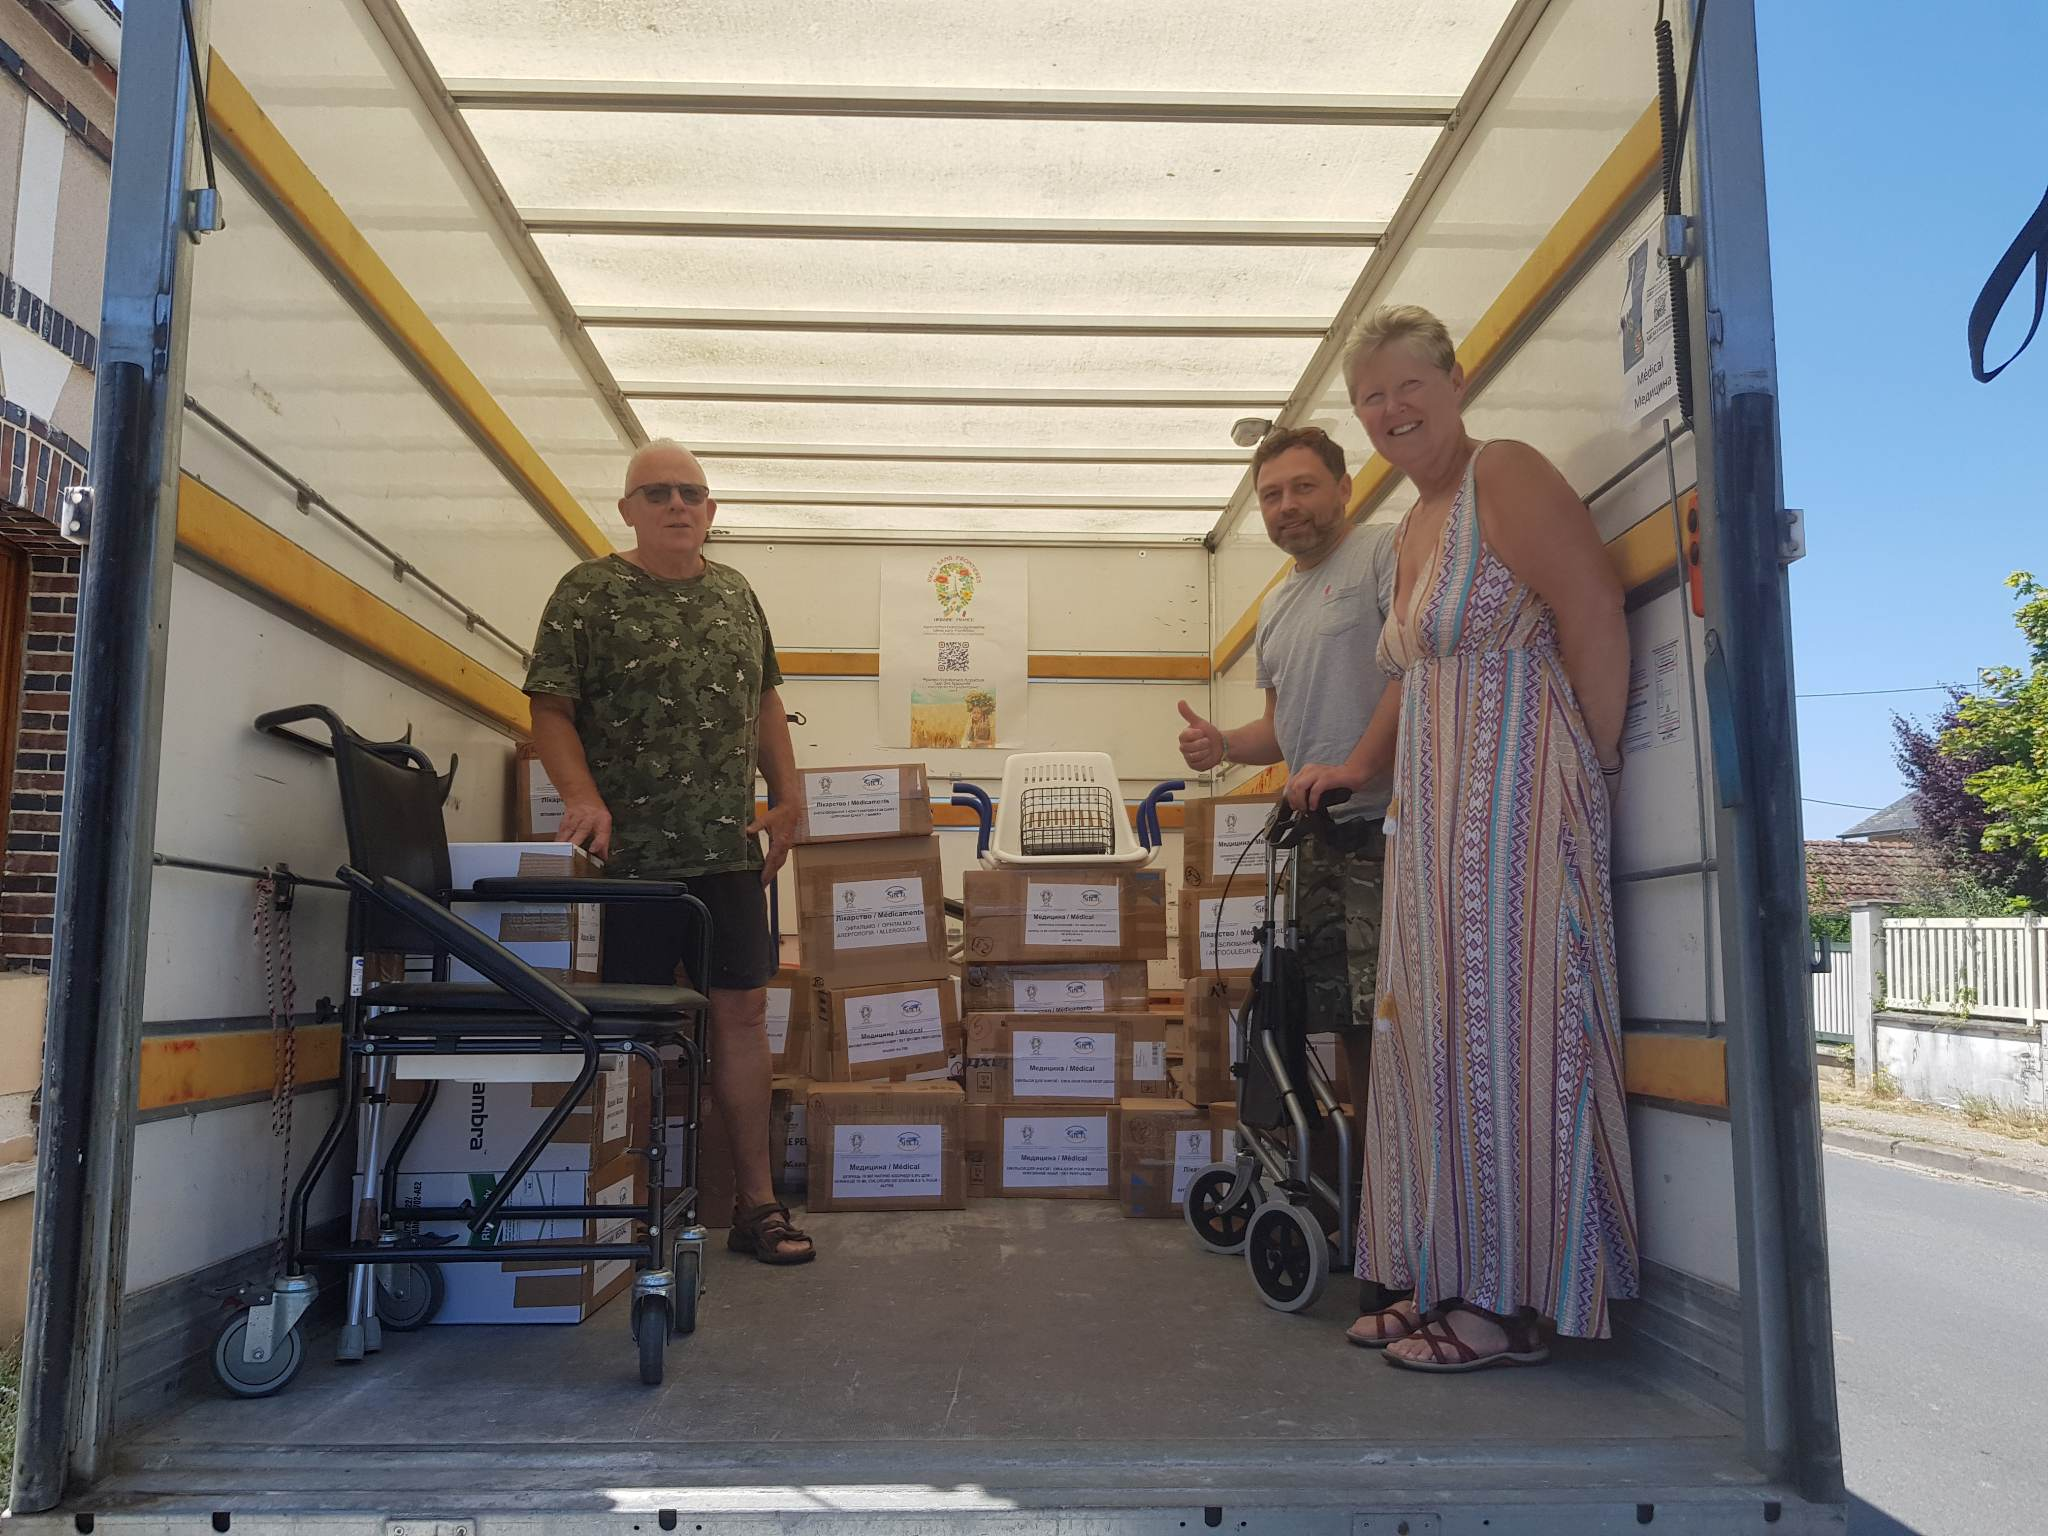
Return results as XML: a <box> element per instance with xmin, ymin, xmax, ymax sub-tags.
<box><xmin>1805</xmin><ymin>839</ymin><xmax>1945</xmax><ymax>912</ymax></box>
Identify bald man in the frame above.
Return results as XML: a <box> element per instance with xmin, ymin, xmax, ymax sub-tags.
<box><xmin>524</xmin><ymin>439</ymin><xmax>813</xmax><ymax>1264</ymax></box>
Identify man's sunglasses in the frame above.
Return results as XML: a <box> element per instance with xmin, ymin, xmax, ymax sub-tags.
<box><xmin>628</xmin><ymin>481</ymin><xmax>711</xmax><ymax>508</ymax></box>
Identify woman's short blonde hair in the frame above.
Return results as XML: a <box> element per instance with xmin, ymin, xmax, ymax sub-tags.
<box><xmin>1343</xmin><ymin>304</ymin><xmax>1457</xmax><ymax>399</ymax></box>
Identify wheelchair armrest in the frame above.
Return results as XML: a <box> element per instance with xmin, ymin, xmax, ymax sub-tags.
<box><xmin>460</xmin><ymin>877</ymin><xmax>692</xmax><ymax>903</ymax></box>
<box><xmin>338</xmin><ymin>868</ymin><xmax>593</xmax><ymax>1032</ymax></box>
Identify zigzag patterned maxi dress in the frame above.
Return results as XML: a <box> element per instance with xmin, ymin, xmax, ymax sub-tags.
<box><xmin>1356</xmin><ymin>445</ymin><xmax>1640</xmax><ymax>1339</ymax></box>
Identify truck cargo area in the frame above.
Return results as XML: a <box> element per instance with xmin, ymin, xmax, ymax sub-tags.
<box><xmin>95</xmin><ymin>1207</ymin><xmax>1767</xmax><ymax>1524</ymax></box>
<box><xmin>7</xmin><ymin>0</ymin><xmax>1846</xmax><ymax>1529</ymax></box>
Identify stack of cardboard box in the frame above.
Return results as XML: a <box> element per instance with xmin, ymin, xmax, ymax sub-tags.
<box><xmin>781</xmin><ymin>765</ymin><xmax>971</xmax><ymax>1213</ymax></box>
<box><xmin>958</xmin><ymin>860</ymin><xmax>1173</xmax><ymax>1201</ymax></box>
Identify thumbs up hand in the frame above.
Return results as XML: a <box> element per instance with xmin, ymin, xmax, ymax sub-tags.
<box><xmin>1177</xmin><ymin>699</ymin><xmax>1229</xmax><ymax>772</ymax></box>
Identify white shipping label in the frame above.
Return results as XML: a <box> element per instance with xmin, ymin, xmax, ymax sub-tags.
<box><xmin>764</xmin><ymin>987</ymin><xmax>794</xmax><ymax>1055</ymax></box>
<box><xmin>782</xmin><ymin>1104</ymin><xmax>809</xmax><ymax>1177</ymax></box>
<box><xmin>1220</xmin><ymin>1128</ymin><xmax>1239</xmax><ymax>1161</ymax></box>
<box><xmin>602</xmin><ymin>1065</ymin><xmax>629</xmax><ymax>1144</ymax></box>
<box><xmin>804</xmin><ymin>769</ymin><xmax>904</xmax><ymax>838</ymax></box>
<box><xmin>1010</xmin><ymin>1029</ymin><xmax>1117</xmax><ymax>1100</ymax></box>
<box><xmin>1196</xmin><ymin>896</ymin><xmax>1265</xmax><ymax>970</ymax></box>
<box><xmin>1002</xmin><ymin>1114</ymin><xmax>1111</xmax><ymax>1188</ymax></box>
<box><xmin>528</xmin><ymin>761</ymin><xmax>564</xmax><ymax>834</ymax></box>
<box><xmin>1133</xmin><ymin>1040</ymin><xmax>1168</xmax><ymax>1083</ymax></box>
<box><xmin>832</xmin><ymin>1122</ymin><xmax>944</xmax><ymax>1199</ymax></box>
<box><xmin>1209</xmin><ymin>805</ymin><xmax>1268</xmax><ymax>877</ymax></box>
<box><xmin>1012</xmin><ymin>977</ymin><xmax>1105</xmax><ymax>1014</ymax></box>
<box><xmin>1171</xmin><ymin>1129</ymin><xmax>1214</xmax><ymax>1203</ymax></box>
<box><xmin>575</xmin><ymin>903</ymin><xmax>600</xmax><ymax>970</ymax></box>
<box><xmin>1023</xmin><ymin>882</ymin><xmax>1122</xmax><ymax>947</ymax></box>
<box><xmin>831</xmin><ymin>877</ymin><xmax>929</xmax><ymax>951</ymax></box>
<box><xmin>842</xmin><ymin>986</ymin><xmax>946</xmax><ymax>1064</ymax></box>
<box><xmin>590</xmin><ymin>1171</ymin><xmax>637</xmax><ymax>1294</ymax></box>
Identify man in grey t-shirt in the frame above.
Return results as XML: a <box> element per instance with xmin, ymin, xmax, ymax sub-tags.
<box><xmin>1176</xmin><ymin>426</ymin><xmax>1397</xmax><ymax>1172</ymax></box>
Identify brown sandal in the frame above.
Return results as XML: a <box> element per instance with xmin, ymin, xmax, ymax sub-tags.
<box><xmin>727</xmin><ymin>1201</ymin><xmax>817</xmax><ymax>1265</ymax></box>
<box><xmin>1346</xmin><ymin>1300</ymin><xmax>1427</xmax><ymax>1349</ymax></box>
<box><xmin>1382</xmin><ymin>1307</ymin><xmax>1549</xmax><ymax>1374</ymax></box>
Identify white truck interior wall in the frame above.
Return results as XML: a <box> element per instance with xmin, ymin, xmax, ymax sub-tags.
<box><xmin>1203</xmin><ymin>0</ymin><xmax>1737</xmax><ymax>1301</ymax></box>
<box><xmin>128</xmin><ymin>565</ymin><xmax>517</xmax><ymax>1292</ymax></box>
<box><xmin>181</xmin><ymin>159</ymin><xmax>577</xmax><ymax>677</ymax></box>
<box><xmin>202</xmin><ymin>0</ymin><xmax>633</xmax><ymax>524</ymax></box>
<box><xmin>1208</xmin><ymin>0</ymin><xmax>1661</xmax><ymax>631</ymax></box>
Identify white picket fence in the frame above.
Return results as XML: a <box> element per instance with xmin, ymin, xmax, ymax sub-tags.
<box><xmin>1882</xmin><ymin>917</ymin><xmax>2047</xmax><ymax>1025</ymax></box>
<box><xmin>1810</xmin><ymin>943</ymin><xmax>1854</xmax><ymax>1042</ymax></box>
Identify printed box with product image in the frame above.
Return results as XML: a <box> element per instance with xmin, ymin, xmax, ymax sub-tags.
<box><xmin>961</xmin><ymin>961</ymin><xmax>1151</xmax><ymax>1016</ymax></box>
<box><xmin>964</xmin><ymin>1105</ymin><xmax>1121</xmax><ymax>1200</ymax></box>
<box><xmin>447</xmin><ymin>842</ymin><xmax>604</xmax><ymax>984</ymax></box>
<box><xmin>793</xmin><ymin>836</ymin><xmax>948</xmax><ymax>985</ymax></box>
<box><xmin>962</xmin><ymin>1013</ymin><xmax>1169</xmax><ymax>1105</ymax></box>
<box><xmin>389</xmin><ymin>1154</ymin><xmax>643</xmax><ymax>1324</ymax></box>
<box><xmin>379</xmin><ymin>1058</ymin><xmax>648</xmax><ymax>1175</ymax></box>
<box><xmin>961</xmin><ymin>867</ymin><xmax>1166</xmax><ymax>965</ymax></box>
<box><xmin>793</xmin><ymin>763</ymin><xmax>934</xmax><ymax>845</ymax></box>
<box><xmin>806</xmin><ymin>1081</ymin><xmax>966</xmax><ymax>1212</ymax></box>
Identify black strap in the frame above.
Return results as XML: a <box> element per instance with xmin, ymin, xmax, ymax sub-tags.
<box><xmin>1970</xmin><ymin>185</ymin><xmax>2048</xmax><ymax>382</ymax></box>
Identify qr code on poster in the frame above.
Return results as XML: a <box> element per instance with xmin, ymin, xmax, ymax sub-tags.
<box><xmin>937</xmin><ymin>642</ymin><xmax>970</xmax><ymax>673</ymax></box>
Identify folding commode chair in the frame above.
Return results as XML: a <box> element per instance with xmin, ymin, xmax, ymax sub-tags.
<box><xmin>210</xmin><ymin>705</ymin><xmax>711</xmax><ymax>1395</ymax></box>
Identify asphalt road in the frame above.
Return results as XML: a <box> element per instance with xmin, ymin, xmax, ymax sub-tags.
<box><xmin>1826</xmin><ymin>1148</ymin><xmax>2048</xmax><ymax>1536</ymax></box>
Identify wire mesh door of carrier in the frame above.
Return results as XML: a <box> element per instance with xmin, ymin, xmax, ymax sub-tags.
<box><xmin>1017</xmin><ymin>782</ymin><xmax>1119</xmax><ymax>858</ymax></box>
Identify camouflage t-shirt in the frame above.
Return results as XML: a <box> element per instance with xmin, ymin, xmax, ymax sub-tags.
<box><xmin>523</xmin><ymin>555</ymin><xmax>783</xmax><ymax>879</ymax></box>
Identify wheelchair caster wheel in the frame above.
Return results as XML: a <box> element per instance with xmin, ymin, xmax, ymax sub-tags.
<box><xmin>376</xmin><ymin>1260</ymin><xmax>445</xmax><ymax>1332</ymax></box>
<box><xmin>1184</xmin><ymin>1163</ymin><xmax>1257</xmax><ymax>1254</ymax></box>
<box><xmin>636</xmin><ymin>1296</ymin><xmax>671</xmax><ymax>1385</ymax></box>
<box><xmin>211</xmin><ymin>1310</ymin><xmax>306</xmax><ymax>1398</ymax></box>
<box><xmin>1246</xmin><ymin>1200</ymin><xmax>1330</xmax><ymax>1314</ymax></box>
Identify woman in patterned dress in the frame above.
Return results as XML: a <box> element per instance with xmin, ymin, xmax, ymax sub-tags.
<box><xmin>1286</xmin><ymin>306</ymin><xmax>1639</xmax><ymax>1373</ymax></box>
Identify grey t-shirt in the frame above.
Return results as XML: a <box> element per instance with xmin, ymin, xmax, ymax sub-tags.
<box><xmin>1254</xmin><ymin>520</ymin><xmax>1399</xmax><ymax>820</ymax></box>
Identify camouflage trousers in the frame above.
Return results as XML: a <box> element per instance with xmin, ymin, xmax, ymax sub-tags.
<box><xmin>1294</xmin><ymin>823</ymin><xmax>1386</xmax><ymax>1038</ymax></box>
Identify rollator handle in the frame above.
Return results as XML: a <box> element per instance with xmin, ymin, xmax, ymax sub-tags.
<box><xmin>1269</xmin><ymin>787</ymin><xmax>1350</xmax><ymax>850</ymax></box>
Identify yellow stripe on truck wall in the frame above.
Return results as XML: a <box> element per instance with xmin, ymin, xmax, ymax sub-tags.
<box><xmin>138</xmin><ymin>1025</ymin><xmax>342</xmax><ymax>1115</ymax></box>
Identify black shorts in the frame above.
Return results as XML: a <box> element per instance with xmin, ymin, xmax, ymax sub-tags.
<box><xmin>601</xmin><ymin>870</ymin><xmax>776</xmax><ymax>992</ymax></box>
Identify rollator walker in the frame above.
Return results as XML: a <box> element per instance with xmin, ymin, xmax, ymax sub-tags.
<box><xmin>1182</xmin><ymin>790</ymin><xmax>1358</xmax><ymax>1313</ymax></box>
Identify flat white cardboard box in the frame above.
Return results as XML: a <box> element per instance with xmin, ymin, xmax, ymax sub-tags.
<box><xmin>447</xmin><ymin>842</ymin><xmax>602</xmax><ymax>984</ymax></box>
<box><xmin>379</xmin><ymin>1062</ymin><xmax>641</xmax><ymax>1174</ymax></box>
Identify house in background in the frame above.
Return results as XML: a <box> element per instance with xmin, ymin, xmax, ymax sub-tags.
<box><xmin>1806</xmin><ymin>792</ymin><xmax>1943</xmax><ymax>922</ymax></box>
<box><xmin>0</xmin><ymin>0</ymin><xmax>120</xmax><ymax>1345</ymax></box>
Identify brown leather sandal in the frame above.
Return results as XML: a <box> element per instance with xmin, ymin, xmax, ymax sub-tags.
<box><xmin>1346</xmin><ymin>1300</ymin><xmax>1428</xmax><ymax>1349</ymax></box>
<box><xmin>727</xmin><ymin>1201</ymin><xmax>817</xmax><ymax>1265</ymax></box>
<box><xmin>1382</xmin><ymin>1307</ymin><xmax>1549</xmax><ymax>1373</ymax></box>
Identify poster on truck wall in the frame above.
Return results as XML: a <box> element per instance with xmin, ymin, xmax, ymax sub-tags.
<box><xmin>1618</xmin><ymin>206</ymin><xmax>1680</xmax><ymax>425</ymax></box>
<box><xmin>879</xmin><ymin>549</ymin><xmax>1028</xmax><ymax>749</ymax></box>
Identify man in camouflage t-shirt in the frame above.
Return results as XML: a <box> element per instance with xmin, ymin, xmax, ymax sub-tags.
<box><xmin>525</xmin><ymin>439</ymin><xmax>814</xmax><ymax>1264</ymax></box>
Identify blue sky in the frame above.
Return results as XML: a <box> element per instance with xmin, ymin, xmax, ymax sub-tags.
<box><xmin>1757</xmin><ymin>2</ymin><xmax>2048</xmax><ymax>838</ymax></box>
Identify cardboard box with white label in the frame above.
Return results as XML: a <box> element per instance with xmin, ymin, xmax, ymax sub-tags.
<box><xmin>1118</xmin><ymin>1098</ymin><xmax>1227</xmax><ymax>1219</ymax></box>
<box><xmin>380</xmin><ymin>1058</ymin><xmax>647</xmax><ymax>1175</ymax></box>
<box><xmin>793</xmin><ymin>836</ymin><xmax>948</xmax><ymax>985</ymax></box>
<box><xmin>1180</xmin><ymin>794</ymin><xmax>1283</xmax><ymax>893</ymax></box>
<box><xmin>806</xmin><ymin>1081</ymin><xmax>966</xmax><ymax>1212</ymax></box>
<box><xmin>447</xmin><ymin>842</ymin><xmax>604</xmax><ymax>985</ymax></box>
<box><xmin>764</xmin><ymin>967</ymin><xmax>813</xmax><ymax>1077</ymax></box>
<box><xmin>389</xmin><ymin>1155</ymin><xmax>642</xmax><ymax>1323</ymax></box>
<box><xmin>811</xmin><ymin>973</ymin><xmax>959</xmax><ymax>1082</ymax></box>
<box><xmin>960</xmin><ymin>867</ymin><xmax>1166</xmax><ymax>965</ymax></box>
<box><xmin>961</xmin><ymin>961</ymin><xmax>1151</xmax><ymax>1016</ymax></box>
<box><xmin>773</xmin><ymin>1077</ymin><xmax>810</xmax><ymax>1196</ymax></box>
<box><xmin>512</xmin><ymin>742</ymin><xmax>565</xmax><ymax>842</ymax></box>
<box><xmin>1176</xmin><ymin>977</ymin><xmax>1251</xmax><ymax>1106</ymax></box>
<box><xmin>793</xmin><ymin>763</ymin><xmax>934</xmax><ymax>845</ymax></box>
<box><xmin>962</xmin><ymin>1013</ymin><xmax>1170</xmax><ymax>1105</ymax></box>
<box><xmin>964</xmin><ymin>1105</ymin><xmax>1120</xmax><ymax>1200</ymax></box>
<box><xmin>1178</xmin><ymin>890</ymin><xmax>1269</xmax><ymax>979</ymax></box>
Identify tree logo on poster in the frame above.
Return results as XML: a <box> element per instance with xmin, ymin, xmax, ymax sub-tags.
<box><xmin>930</xmin><ymin>556</ymin><xmax>980</xmax><ymax>620</ymax></box>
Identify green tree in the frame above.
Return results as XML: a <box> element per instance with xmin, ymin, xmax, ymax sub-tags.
<box><xmin>1943</xmin><ymin>573</ymin><xmax>2048</xmax><ymax>874</ymax></box>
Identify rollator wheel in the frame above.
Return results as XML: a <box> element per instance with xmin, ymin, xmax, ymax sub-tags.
<box><xmin>376</xmin><ymin>1261</ymin><xmax>445</xmax><ymax>1332</ymax></box>
<box><xmin>636</xmin><ymin>1296</ymin><xmax>671</xmax><ymax>1385</ymax></box>
<box><xmin>1184</xmin><ymin>1163</ymin><xmax>1257</xmax><ymax>1255</ymax></box>
<box><xmin>1245</xmin><ymin>1201</ymin><xmax>1329</xmax><ymax>1314</ymax></box>
<box><xmin>211</xmin><ymin>1310</ymin><xmax>306</xmax><ymax>1398</ymax></box>
<box><xmin>674</xmin><ymin>1247</ymin><xmax>702</xmax><ymax>1338</ymax></box>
